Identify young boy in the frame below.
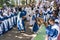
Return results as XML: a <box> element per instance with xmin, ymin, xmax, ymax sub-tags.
<box><xmin>43</xmin><ymin>7</ymin><xmax>48</xmax><ymax>22</ymax></box>
<box><xmin>3</xmin><ymin>10</ymin><xmax>9</xmax><ymax>32</ymax></box>
<box><xmin>45</xmin><ymin>18</ymin><xmax>59</xmax><ymax>40</ymax></box>
<box><xmin>17</xmin><ymin>7</ymin><xmax>26</xmax><ymax>32</ymax></box>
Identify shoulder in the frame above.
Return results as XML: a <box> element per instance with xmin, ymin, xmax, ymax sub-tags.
<box><xmin>52</xmin><ymin>24</ymin><xmax>59</xmax><ymax>32</ymax></box>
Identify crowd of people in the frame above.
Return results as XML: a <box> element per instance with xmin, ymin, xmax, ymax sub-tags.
<box><xmin>0</xmin><ymin>0</ymin><xmax>60</xmax><ymax>40</ymax></box>
<box><xmin>0</xmin><ymin>5</ymin><xmax>18</xmax><ymax>35</ymax></box>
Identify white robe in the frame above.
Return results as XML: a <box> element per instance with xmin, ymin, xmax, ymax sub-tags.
<box><xmin>25</xmin><ymin>7</ymin><xmax>31</xmax><ymax>20</ymax></box>
<box><xmin>29</xmin><ymin>16</ymin><xmax>33</xmax><ymax>25</ymax></box>
<box><xmin>51</xmin><ymin>24</ymin><xmax>59</xmax><ymax>40</ymax></box>
<box><xmin>17</xmin><ymin>12</ymin><xmax>24</xmax><ymax>30</ymax></box>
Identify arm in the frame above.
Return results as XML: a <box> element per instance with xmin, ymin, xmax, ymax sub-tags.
<box><xmin>45</xmin><ymin>35</ymin><xmax>49</xmax><ymax>40</ymax></box>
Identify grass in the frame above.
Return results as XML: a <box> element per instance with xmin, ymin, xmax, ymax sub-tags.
<box><xmin>34</xmin><ymin>24</ymin><xmax>46</xmax><ymax>40</ymax></box>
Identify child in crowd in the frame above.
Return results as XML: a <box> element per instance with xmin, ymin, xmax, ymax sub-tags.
<box><xmin>39</xmin><ymin>10</ymin><xmax>44</xmax><ymax>18</ymax></box>
<box><xmin>45</xmin><ymin>18</ymin><xmax>59</xmax><ymax>40</ymax></box>
<box><xmin>43</xmin><ymin>6</ymin><xmax>48</xmax><ymax>22</ymax></box>
<box><xmin>35</xmin><ymin>10</ymin><xmax>40</xmax><ymax>18</ymax></box>
<box><xmin>51</xmin><ymin>10</ymin><xmax>59</xmax><ymax>24</ymax></box>
<box><xmin>17</xmin><ymin>7</ymin><xmax>26</xmax><ymax>32</ymax></box>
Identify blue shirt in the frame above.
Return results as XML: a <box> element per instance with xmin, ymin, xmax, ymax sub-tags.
<box><xmin>33</xmin><ymin>22</ymin><xmax>39</xmax><ymax>32</ymax></box>
<box><xmin>20</xmin><ymin>10</ymin><xmax>26</xmax><ymax>18</ymax></box>
<box><xmin>46</xmin><ymin>25</ymin><xmax>58</xmax><ymax>38</ymax></box>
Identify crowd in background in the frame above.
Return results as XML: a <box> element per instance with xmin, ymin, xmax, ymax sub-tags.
<box><xmin>17</xmin><ymin>1</ymin><xmax>60</xmax><ymax>40</ymax></box>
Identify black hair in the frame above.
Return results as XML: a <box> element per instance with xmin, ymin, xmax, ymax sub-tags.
<box><xmin>29</xmin><ymin>15</ymin><xmax>31</xmax><ymax>17</ymax></box>
<box><xmin>11</xmin><ymin>8</ymin><xmax>13</xmax><ymax>12</ymax></box>
<box><xmin>48</xmin><ymin>18</ymin><xmax>55</xmax><ymax>23</ymax></box>
<box><xmin>19</xmin><ymin>7</ymin><xmax>22</xmax><ymax>11</ymax></box>
<box><xmin>31</xmin><ymin>7</ymin><xmax>34</xmax><ymax>10</ymax></box>
<box><xmin>53</xmin><ymin>10</ymin><xmax>58</xmax><ymax>16</ymax></box>
<box><xmin>35</xmin><ymin>10</ymin><xmax>39</xmax><ymax>13</ymax></box>
<box><xmin>37</xmin><ymin>7</ymin><xmax>39</xmax><ymax>9</ymax></box>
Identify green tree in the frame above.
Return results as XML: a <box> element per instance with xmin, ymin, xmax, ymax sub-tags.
<box><xmin>10</xmin><ymin>0</ymin><xmax>15</xmax><ymax>6</ymax></box>
<box><xmin>21</xmin><ymin>0</ymin><xmax>26</xmax><ymax>5</ymax></box>
<box><xmin>0</xmin><ymin>0</ymin><xmax>10</xmax><ymax>7</ymax></box>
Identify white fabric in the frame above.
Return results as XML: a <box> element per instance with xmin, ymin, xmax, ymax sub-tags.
<box><xmin>3</xmin><ymin>20</ymin><xmax>8</xmax><ymax>31</ymax></box>
<box><xmin>29</xmin><ymin>16</ymin><xmax>33</xmax><ymax>25</ymax></box>
<box><xmin>17</xmin><ymin>12</ymin><xmax>24</xmax><ymax>30</ymax></box>
<box><xmin>51</xmin><ymin>24</ymin><xmax>59</xmax><ymax>40</ymax></box>
<box><xmin>0</xmin><ymin>23</ymin><xmax>3</xmax><ymax>34</ymax></box>
<box><xmin>55</xmin><ymin>19</ymin><xmax>59</xmax><ymax>23</ymax></box>
<box><xmin>25</xmin><ymin>7</ymin><xmax>31</xmax><ymax>20</ymax></box>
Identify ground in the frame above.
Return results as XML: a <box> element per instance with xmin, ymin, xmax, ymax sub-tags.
<box><xmin>0</xmin><ymin>21</ymin><xmax>60</xmax><ymax>40</ymax></box>
<box><xmin>0</xmin><ymin>21</ymin><xmax>36</xmax><ymax>40</ymax></box>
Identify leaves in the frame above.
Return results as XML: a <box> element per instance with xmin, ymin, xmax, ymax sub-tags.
<box><xmin>0</xmin><ymin>0</ymin><xmax>10</xmax><ymax>7</ymax></box>
<box><xmin>21</xmin><ymin>0</ymin><xmax>26</xmax><ymax>5</ymax></box>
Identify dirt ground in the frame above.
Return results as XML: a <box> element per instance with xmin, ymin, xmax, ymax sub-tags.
<box><xmin>0</xmin><ymin>22</ymin><xmax>36</xmax><ymax>40</ymax></box>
